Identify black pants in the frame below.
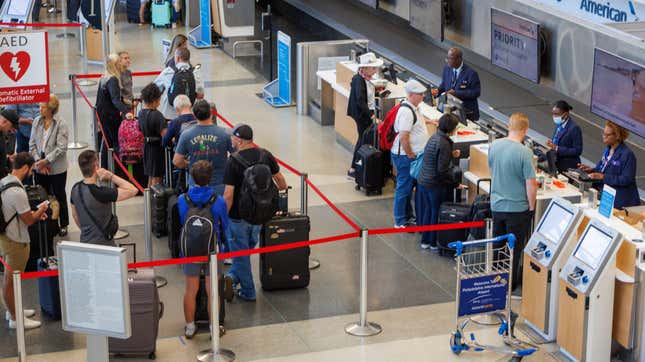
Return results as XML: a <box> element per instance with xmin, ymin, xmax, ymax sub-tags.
<box><xmin>100</xmin><ymin>125</ymin><xmax>120</xmax><ymax>169</ymax></box>
<box><xmin>351</xmin><ymin>119</ymin><xmax>370</xmax><ymax>169</ymax></box>
<box><xmin>35</xmin><ymin>171</ymin><xmax>69</xmax><ymax>228</ymax></box>
<box><xmin>492</xmin><ymin>210</ymin><xmax>532</xmax><ymax>290</ymax></box>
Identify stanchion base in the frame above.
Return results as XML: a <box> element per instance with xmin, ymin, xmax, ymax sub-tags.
<box><xmin>155</xmin><ymin>276</ymin><xmax>167</xmax><ymax>288</ymax></box>
<box><xmin>114</xmin><ymin>229</ymin><xmax>129</xmax><ymax>240</ymax></box>
<box><xmin>308</xmin><ymin>258</ymin><xmax>320</xmax><ymax>270</ymax></box>
<box><xmin>196</xmin><ymin>348</ymin><xmax>235</xmax><ymax>362</ymax></box>
<box><xmin>67</xmin><ymin>142</ymin><xmax>88</xmax><ymax>150</ymax></box>
<box><xmin>56</xmin><ymin>33</ymin><xmax>76</xmax><ymax>39</ymax></box>
<box><xmin>345</xmin><ymin>322</ymin><xmax>382</xmax><ymax>337</ymax></box>
<box><xmin>76</xmin><ymin>79</ymin><xmax>97</xmax><ymax>87</ymax></box>
<box><xmin>470</xmin><ymin>314</ymin><xmax>501</xmax><ymax>326</ymax></box>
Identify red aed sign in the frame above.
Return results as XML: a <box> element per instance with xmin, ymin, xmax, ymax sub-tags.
<box><xmin>0</xmin><ymin>31</ymin><xmax>50</xmax><ymax>104</ymax></box>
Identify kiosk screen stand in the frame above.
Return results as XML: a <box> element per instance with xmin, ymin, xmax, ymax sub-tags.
<box><xmin>537</xmin><ymin>202</ymin><xmax>575</xmax><ymax>243</ymax></box>
<box><xmin>7</xmin><ymin>0</ymin><xmax>30</xmax><ymax>17</ymax></box>
<box><xmin>573</xmin><ymin>225</ymin><xmax>614</xmax><ymax>270</ymax></box>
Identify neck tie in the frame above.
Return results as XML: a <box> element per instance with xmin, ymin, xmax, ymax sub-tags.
<box><xmin>451</xmin><ymin>70</ymin><xmax>458</xmax><ymax>89</ymax></box>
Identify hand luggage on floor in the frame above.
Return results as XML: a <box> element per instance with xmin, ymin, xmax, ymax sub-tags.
<box><xmin>25</xmin><ymin>185</ymin><xmax>54</xmax><ymax>272</ymax></box>
<box><xmin>437</xmin><ymin>190</ymin><xmax>471</xmax><ymax>257</ymax></box>
<box><xmin>108</xmin><ymin>268</ymin><xmax>162</xmax><ymax>360</ymax></box>
<box><xmin>151</xmin><ymin>0</ymin><xmax>172</xmax><ymax>28</ymax></box>
<box><xmin>166</xmin><ymin>194</ymin><xmax>181</xmax><ymax>258</ymax></box>
<box><xmin>355</xmin><ymin>122</ymin><xmax>384</xmax><ymax>196</ymax></box>
<box><xmin>31</xmin><ymin>213</ymin><xmax>61</xmax><ymax>319</ymax></box>
<box><xmin>195</xmin><ymin>273</ymin><xmax>225</xmax><ymax>325</ymax></box>
<box><xmin>151</xmin><ymin>183</ymin><xmax>175</xmax><ymax>237</ymax></box>
<box><xmin>469</xmin><ymin>178</ymin><xmax>491</xmax><ymax>240</ymax></box>
<box><xmin>260</xmin><ymin>213</ymin><xmax>310</xmax><ymax>290</ymax></box>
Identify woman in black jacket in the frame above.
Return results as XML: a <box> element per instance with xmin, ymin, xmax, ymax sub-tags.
<box><xmin>417</xmin><ymin>114</ymin><xmax>461</xmax><ymax>250</ymax></box>
<box><xmin>95</xmin><ymin>54</ymin><xmax>131</xmax><ymax>168</ymax></box>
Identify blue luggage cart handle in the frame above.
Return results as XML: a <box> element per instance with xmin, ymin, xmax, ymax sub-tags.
<box><xmin>448</xmin><ymin>234</ymin><xmax>516</xmax><ymax>256</ymax></box>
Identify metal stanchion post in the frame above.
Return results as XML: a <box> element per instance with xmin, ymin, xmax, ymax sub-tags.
<box><xmin>143</xmin><ymin>188</ymin><xmax>168</xmax><ymax>288</ymax></box>
<box><xmin>108</xmin><ymin>149</ymin><xmax>129</xmax><ymax>240</ymax></box>
<box><xmin>345</xmin><ymin>229</ymin><xmax>382</xmax><ymax>337</ymax></box>
<box><xmin>471</xmin><ymin>218</ymin><xmax>500</xmax><ymax>326</ymax></box>
<box><xmin>301</xmin><ymin>173</ymin><xmax>320</xmax><ymax>270</ymax></box>
<box><xmin>13</xmin><ymin>271</ymin><xmax>27</xmax><ymax>362</ymax></box>
<box><xmin>56</xmin><ymin>0</ymin><xmax>75</xmax><ymax>38</ymax></box>
<box><xmin>67</xmin><ymin>75</ymin><xmax>88</xmax><ymax>150</ymax></box>
<box><xmin>197</xmin><ymin>254</ymin><xmax>235</xmax><ymax>362</ymax></box>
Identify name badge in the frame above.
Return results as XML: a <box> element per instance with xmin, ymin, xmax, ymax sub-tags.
<box><xmin>459</xmin><ymin>85</ymin><xmax>467</xmax><ymax>89</ymax></box>
<box><xmin>612</xmin><ymin>160</ymin><xmax>620</xmax><ymax>166</ymax></box>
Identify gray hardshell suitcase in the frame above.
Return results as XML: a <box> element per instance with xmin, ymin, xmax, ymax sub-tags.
<box><xmin>108</xmin><ymin>268</ymin><xmax>163</xmax><ymax>360</ymax></box>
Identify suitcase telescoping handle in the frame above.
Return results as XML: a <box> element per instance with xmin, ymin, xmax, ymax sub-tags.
<box><xmin>477</xmin><ymin>178</ymin><xmax>491</xmax><ymax>195</ymax></box>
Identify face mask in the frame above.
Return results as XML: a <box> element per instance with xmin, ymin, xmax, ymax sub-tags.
<box><xmin>553</xmin><ymin>116</ymin><xmax>564</xmax><ymax>125</ymax></box>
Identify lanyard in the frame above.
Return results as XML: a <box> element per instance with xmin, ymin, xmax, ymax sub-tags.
<box><xmin>599</xmin><ymin>147</ymin><xmax>612</xmax><ymax>173</ymax></box>
<box><xmin>552</xmin><ymin>120</ymin><xmax>567</xmax><ymax>145</ymax></box>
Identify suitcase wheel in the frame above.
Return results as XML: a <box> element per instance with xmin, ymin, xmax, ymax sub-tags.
<box><xmin>148</xmin><ymin>351</ymin><xmax>156</xmax><ymax>360</ymax></box>
<box><xmin>355</xmin><ymin>185</ymin><xmax>361</xmax><ymax>191</ymax></box>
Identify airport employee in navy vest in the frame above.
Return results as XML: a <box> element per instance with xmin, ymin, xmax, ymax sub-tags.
<box><xmin>545</xmin><ymin>100</ymin><xmax>583</xmax><ymax>173</ymax></box>
<box><xmin>437</xmin><ymin>47</ymin><xmax>481</xmax><ymax>120</ymax></box>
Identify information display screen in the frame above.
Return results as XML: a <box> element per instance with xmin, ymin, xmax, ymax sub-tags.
<box><xmin>491</xmin><ymin>8</ymin><xmax>540</xmax><ymax>83</ymax></box>
<box><xmin>7</xmin><ymin>0</ymin><xmax>31</xmax><ymax>17</ymax></box>
<box><xmin>573</xmin><ymin>225</ymin><xmax>614</xmax><ymax>270</ymax></box>
<box><xmin>537</xmin><ymin>202</ymin><xmax>574</xmax><ymax>244</ymax></box>
<box><xmin>591</xmin><ymin>49</ymin><xmax>645</xmax><ymax>138</ymax></box>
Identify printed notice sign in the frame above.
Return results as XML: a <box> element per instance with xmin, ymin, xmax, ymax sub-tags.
<box><xmin>458</xmin><ymin>273</ymin><xmax>509</xmax><ymax>317</ymax></box>
<box><xmin>0</xmin><ymin>31</ymin><xmax>50</xmax><ymax>104</ymax></box>
<box><xmin>58</xmin><ymin>242</ymin><xmax>131</xmax><ymax>339</ymax></box>
<box><xmin>598</xmin><ymin>185</ymin><xmax>617</xmax><ymax>219</ymax></box>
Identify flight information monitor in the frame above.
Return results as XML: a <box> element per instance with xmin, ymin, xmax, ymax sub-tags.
<box><xmin>491</xmin><ymin>8</ymin><xmax>540</xmax><ymax>83</ymax></box>
<box><xmin>573</xmin><ymin>224</ymin><xmax>614</xmax><ymax>270</ymax></box>
<box><xmin>536</xmin><ymin>201</ymin><xmax>575</xmax><ymax>244</ymax></box>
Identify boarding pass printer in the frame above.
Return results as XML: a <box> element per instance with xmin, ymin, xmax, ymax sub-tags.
<box><xmin>557</xmin><ymin>218</ymin><xmax>623</xmax><ymax>362</ymax></box>
<box><xmin>521</xmin><ymin>197</ymin><xmax>583</xmax><ymax>342</ymax></box>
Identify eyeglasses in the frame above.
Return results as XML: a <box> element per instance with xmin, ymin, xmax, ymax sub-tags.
<box><xmin>602</xmin><ymin>132</ymin><xmax>615</xmax><ymax>137</ymax></box>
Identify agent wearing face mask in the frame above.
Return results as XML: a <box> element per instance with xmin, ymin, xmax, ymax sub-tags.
<box><xmin>545</xmin><ymin>100</ymin><xmax>583</xmax><ymax>173</ymax></box>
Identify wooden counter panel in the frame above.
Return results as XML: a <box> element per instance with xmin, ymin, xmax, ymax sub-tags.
<box><xmin>521</xmin><ymin>255</ymin><xmax>549</xmax><ymax>332</ymax></box>
<box><xmin>616</xmin><ymin>240</ymin><xmax>637</xmax><ymax>278</ymax></box>
<box><xmin>336</xmin><ymin>62</ymin><xmax>354</xmax><ymax>91</ymax></box>
<box><xmin>557</xmin><ymin>281</ymin><xmax>586</xmax><ymax>362</ymax></box>
<box><xmin>613</xmin><ymin>280</ymin><xmax>635</xmax><ymax>348</ymax></box>
<box><xmin>86</xmin><ymin>27</ymin><xmax>103</xmax><ymax>62</ymax></box>
<box><xmin>469</xmin><ymin>145</ymin><xmax>490</xmax><ymax>179</ymax></box>
<box><xmin>334</xmin><ymin>91</ymin><xmax>358</xmax><ymax>146</ymax></box>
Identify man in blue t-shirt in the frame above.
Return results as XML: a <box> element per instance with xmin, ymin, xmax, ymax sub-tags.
<box><xmin>173</xmin><ymin>100</ymin><xmax>232</xmax><ymax>195</ymax></box>
<box><xmin>178</xmin><ymin>160</ymin><xmax>231</xmax><ymax>339</ymax></box>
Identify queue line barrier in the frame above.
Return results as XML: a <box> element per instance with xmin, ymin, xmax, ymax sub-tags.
<box><xmin>0</xmin><ymin>22</ymin><xmax>82</xmax><ymax>28</ymax></box>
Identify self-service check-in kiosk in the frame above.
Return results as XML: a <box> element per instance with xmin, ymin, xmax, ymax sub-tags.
<box><xmin>557</xmin><ymin>219</ymin><xmax>623</xmax><ymax>362</ymax></box>
<box><xmin>0</xmin><ymin>0</ymin><xmax>35</xmax><ymax>29</ymax></box>
<box><xmin>522</xmin><ymin>198</ymin><xmax>583</xmax><ymax>342</ymax></box>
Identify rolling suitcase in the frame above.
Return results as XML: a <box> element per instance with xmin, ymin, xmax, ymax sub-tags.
<box><xmin>108</xmin><ymin>268</ymin><xmax>163</xmax><ymax>360</ymax></box>
<box><xmin>437</xmin><ymin>190</ymin><xmax>471</xmax><ymax>257</ymax></box>
<box><xmin>260</xmin><ymin>214</ymin><xmax>310</xmax><ymax>290</ymax></box>
<box><xmin>166</xmin><ymin>194</ymin><xmax>181</xmax><ymax>258</ymax></box>
<box><xmin>37</xmin><ymin>254</ymin><xmax>61</xmax><ymax>320</ymax></box>
<box><xmin>355</xmin><ymin>122</ymin><xmax>384</xmax><ymax>196</ymax></box>
<box><xmin>469</xmin><ymin>178</ymin><xmax>491</xmax><ymax>240</ymax></box>
<box><xmin>195</xmin><ymin>273</ymin><xmax>225</xmax><ymax>325</ymax></box>
<box><xmin>25</xmin><ymin>185</ymin><xmax>52</xmax><ymax>272</ymax></box>
<box><xmin>151</xmin><ymin>183</ymin><xmax>174</xmax><ymax>237</ymax></box>
<box><xmin>151</xmin><ymin>0</ymin><xmax>172</xmax><ymax>28</ymax></box>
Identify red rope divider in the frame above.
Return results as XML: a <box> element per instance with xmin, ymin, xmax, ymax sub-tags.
<box><xmin>75</xmin><ymin>73</ymin><xmax>102</xmax><ymax>79</ymax></box>
<box><xmin>131</xmin><ymin>71</ymin><xmax>162</xmax><ymax>77</ymax></box>
<box><xmin>368</xmin><ymin>221</ymin><xmax>485</xmax><ymax>236</ymax></box>
<box><xmin>305</xmin><ymin>178</ymin><xmax>361</xmax><ymax>232</ymax></box>
<box><xmin>0</xmin><ymin>22</ymin><xmax>82</xmax><ymax>27</ymax></box>
<box><xmin>0</xmin><ymin>256</ymin><xmax>13</xmax><ymax>274</ymax></box>
<box><xmin>22</xmin><ymin>269</ymin><xmax>58</xmax><ymax>280</ymax></box>
<box><xmin>129</xmin><ymin>255</ymin><xmax>208</xmax><ymax>269</ymax></box>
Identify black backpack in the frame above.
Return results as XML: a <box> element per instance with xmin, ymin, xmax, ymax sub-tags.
<box><xmin>168</xmin><ymin>66</ymin><xmax>196</xmax><ymax>107</ymax></box>
<box><xmin>232</xmin><ymin>150</ymin><xmax>279</xmax><ymax>225</ymax></box>
<box><xmin>180</xmin><ymin>194</ymin><xmax>218</xmax><ymax>257</ymax></box>
<box><xmin>0</xmin><ymin>182</ymin><xmax>23</xmax><ymax>233</ymax></box>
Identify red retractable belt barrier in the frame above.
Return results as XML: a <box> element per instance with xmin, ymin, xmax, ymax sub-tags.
<box><xmin>0</xmin><ymin>22</ymin><xmax>82</xmax><ymax>27</ymax></box>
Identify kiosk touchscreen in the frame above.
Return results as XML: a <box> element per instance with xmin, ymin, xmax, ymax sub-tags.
<box><xmin>557</xmin><ymin>219</ymin><xmax>622</xmax><ymax>362</ymax></box>
<box><xmin>0</xmin><ymin>0</ymin><xmax>34</xmax><ymax>27</ymax></box>
<box><xmin>522</xmin><ymin>198</ymin><xmax>582</xmax><ymax>341</ymax></box>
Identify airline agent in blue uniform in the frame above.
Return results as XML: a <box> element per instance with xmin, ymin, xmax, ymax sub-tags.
<box><xmin>437</xmin><ymin>47</ymin><xmax>481</xmax><ymax>121</ymax></box>
<box><xmin>545</xmin><ymin>100</ymin><xmax>583</xmax><ymax>173</ymax></box>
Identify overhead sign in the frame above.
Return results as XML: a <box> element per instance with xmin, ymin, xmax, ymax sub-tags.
<box><xmin>0</xmin><ymin>31</ymin><xmax>50</xmax><ymax>105</ymax></box>
<box><xmin>534</xmin><ymin>0</ymin><xmax>642</xmax><ymax>23</ymax></box>
<box><xmin>491</xmin><ymin>8</ymin><xmax>540</xmax><ymax>83</ymax></box>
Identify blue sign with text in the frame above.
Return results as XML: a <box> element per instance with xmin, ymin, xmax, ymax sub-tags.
<box><xmin>277</xmin><ymin>31</ymin><xmax>291</xmax><ymax>105</ymax></box>
<box><xmin>598</xmin><ymin>185</ymin><xmax>616</xmax><ymax>219</ymax></box>
<box><xmin>458</xmin><ymin>273</ymin><xmax>509</xmax><ymax>317</ymax></box>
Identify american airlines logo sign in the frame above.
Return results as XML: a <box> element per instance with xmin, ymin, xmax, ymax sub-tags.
<box><xmin>535</xmin><ymin>0</ymin><xmax>641</xmax><ymax>23</ymax></box>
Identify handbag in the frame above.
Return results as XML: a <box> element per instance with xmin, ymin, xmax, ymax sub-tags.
<box><xmin>76</xmin><ymin>183</ymin><xmax>119</xmax><ymax>241</ymax></box>
<box><xmin>409</xmin><ymin>153</ymin><xmax>424</xmax><ymax>179</ymax></box>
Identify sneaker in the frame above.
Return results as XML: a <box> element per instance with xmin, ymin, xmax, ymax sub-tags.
<box><xmin>223</xmin><ymin>258</ymin><xmax>232</xmax><ymax>266</ymax></box>
<box><xmin>420</xmin><ymin>243</ymin><xmax>432</xmax><ymax>250</ymax></box>
<box><xmin>184</xmin><ymin>323</ymin><xmax>196</xmax><ymax>339</ymax></box>
<box><xmin>394</xmin><ymin>224</ymin><xmax>406</xmax><ymax>229</ymax></box>
<box><xmin>219</xmin><ymin>325</ymin><xmax>226</xmax><ymax>337</ymax></box>
<box><xmin>429</xmin><ymin>246</ymin><xmax>439</xmax><ymax>252</ymax></box>
<box><xmin>236</xmin><ymin>291</ymin><xmax>256</xmax><ymax>302</ymax></box>
<box><xmin>6</xmin><ymin>309</ymin><xmax>35</xmax><ymax>321</ymax></box>
<box><xmin>9</xmin><ymin>317</ymin><xmax>41</xmax><ymax>330</ymax></box>
<box><xmin>59</xmin><ymin>227</ymin><xmax>67</xmax><ymax>237</ymax></box>
<box><xmin>223</xmin><ymin>275</ymin><xmax>234</xmax><ymax>302</ymax></box>
<box><xmin>347</xmin><ymin>169</ymin><xmax>356</xmax><ymax>179</ymax></box>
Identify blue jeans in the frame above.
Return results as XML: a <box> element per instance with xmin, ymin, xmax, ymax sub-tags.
<box><xmin>391</xmin><ymin>153</ymin><xmax>416</xmax><ymax>226</ymax></box>
<box><xmin>226</xmin><ymin>218</ymin><xmax>261</xmax><ymax>300</ymax></box>
<box><xmin>418</xmin><ymin>185</ymin><xmax>451</xmax><ymax>246</ymax></box>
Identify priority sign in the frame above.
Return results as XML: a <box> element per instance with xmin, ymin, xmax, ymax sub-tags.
<box><xmin>0</xmin><ymin>31</ymin><xmax>50</xmax><ymax>104</ymax></box>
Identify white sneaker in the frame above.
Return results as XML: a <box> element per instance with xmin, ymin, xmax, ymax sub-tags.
<box><xmin>184</xmin><ymin>323</ymin><xmax>196</xmax><ymax>339</ymax></box>
<box><xmin>9</xmin><ymin>317</ymin><xmax>41</xmax><ymax>330</ymax></box>
<box><xmin>6</xmin><ymin>309</ymin><xmax>35</xmax><ymax>321</ymax></box>
<box><xmin>223</xmin><ymin>258</ymin><xmax>232</xmax><ymax>265</ymax></box>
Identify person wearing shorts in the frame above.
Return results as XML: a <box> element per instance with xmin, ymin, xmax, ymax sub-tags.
<box><xmin>0</xmin><ymin>153</ymin><xmax>49</xmax><ymax>330</ymax></box>
<box><xmin>178</xmin><ymin>160</ymin><xmax>231</xmax><ymax>339</ymax></box>
<box><xmin>140</xmin><ymin>0</ymin><xmax>150</xmax><ymax>25</ymax></box>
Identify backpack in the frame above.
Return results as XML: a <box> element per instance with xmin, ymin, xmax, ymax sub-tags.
<box><xmin>232</xmin><ymin>150</ymin><xmax>279</xmax><ymax>225</ymax></box>
<box><xmin>118</xmin><ymin>117</ymin><xmax>144</xmax><ymax>164</ymax></box>
<box><xmin>168</xmin><ymin>66</ymin><xmax>196</xmax><ymax>107</ymax></box>
<box><xmin>180</xmin><ymin>194</ymin><xmax>218</xmax><ymax>258</ymax></box>
<box><xmin>0</xmin><ymin>182</ymin><xmax>23</xmax><ymax>233</ymax></box>
<box><xmin>179</xmin><ymin>119</ymin><xmax>198</xmax><ymax>139</ymax></box>
<box><xmin>377</xmin><ymin>102</ymin><xmax>417</xmax><ymax>151</ymax></box>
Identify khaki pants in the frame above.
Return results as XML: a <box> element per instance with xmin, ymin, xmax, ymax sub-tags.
<box><xmin>0</xmin><ymin>234</ymin><xmax>29</xmax><ymax>272</ymax></box>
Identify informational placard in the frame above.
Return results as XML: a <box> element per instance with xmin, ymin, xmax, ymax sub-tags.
<box><xmin>491</xmin><ymin>8</ymin><xmax>540</xmax><ymax>83</ymax></box>
<box><xmin>277</xmin><ymin>31</ymin><xmax>291</xmax><ymax>105</ymax></box>
<box><xmin>458</xmin><ymin>273</ymin><xmax>509</xmax><ymax>317</ymax></box>
<box><xmin>58</xmin><ymin>242</ymin><xmax>131</xmax><ymax>339</ymax></box>
<box><xmin>598</xmin><ymin>185</ymin><xmax>617</xmax><ymax>219</ymax></box>
<box><xmin>161</xmin><ymin>38</ymin><xmax>172</xmax><ymax>63</ymax></box>
<box><xmin>533</xmin><ymin>0</ymin><xmax>643</xmax><ymax>23</ymax></box>
<box><xmin>0</xmin><ymin>31</ymin><xmax>50</xmax><ymax>104</ymax></box>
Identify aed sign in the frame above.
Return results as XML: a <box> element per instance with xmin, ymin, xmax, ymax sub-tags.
<box><xmin>0</xmin><ymin>31</ymin><xmax>50</xmax><ymax>105</ymax></box>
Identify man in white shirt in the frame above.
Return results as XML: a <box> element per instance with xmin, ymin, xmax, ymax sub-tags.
<box><xmin>0</xmin><ymin>153</ymin><xmax>49</xmax><ymax>330</ymax></box>
<box><xmin>154</xmin><ymin>47</ymin><xmax>204</xmax><ymax>120</ymax></box>
<box><xmin>391</xmin><ymin>79</ymin><xmax>429</xmax><ymax>228</ymax></box>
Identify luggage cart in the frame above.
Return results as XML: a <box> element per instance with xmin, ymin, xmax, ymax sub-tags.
<box><xmin>448</xmin><ymin>234</ymin><xmax>537</xmax><ymax>361</ymax></box>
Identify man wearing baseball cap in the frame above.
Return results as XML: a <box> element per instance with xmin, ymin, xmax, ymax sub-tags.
<box><xmin>0</xmin><ymin>109</ymin><xmax>20</xmax><ymax>178</ymax></box>
<box><xmin>222</xmin><ymin>123</ymin><xmax>287</xmax><ymax>301</ymax></box>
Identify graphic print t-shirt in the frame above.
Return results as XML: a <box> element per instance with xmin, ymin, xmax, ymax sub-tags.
<box><xmin>175</xmin><ymin>124</ymin><xmax>233</xmax><ymax>189</ymax></box>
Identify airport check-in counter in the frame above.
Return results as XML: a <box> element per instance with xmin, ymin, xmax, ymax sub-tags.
<box><xmin>521</xmin><ymin>197</ymin><xmax>584</xmax><ymax>342</ymax></box>
<box><xmin>316</xmin><ymin>61</ymin><xmax>488</xmax><ymax>151</ymax></box>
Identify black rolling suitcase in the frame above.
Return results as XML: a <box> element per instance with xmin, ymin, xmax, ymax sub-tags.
<box><xmin>195</xmin><ymin>273</ymin><xmax>225</xmax><ymax>325</ymax></box>
<box><xmin>25</xmin><ymin>185</ymin><xmax>52</xmax><ymax>272</ymax></box>
<box><xmin>354</xmin><ymin>123</ymin><xmax>384</xmax><ymax>196</ymax></box>
<box><xmin>260</xmin><ymin>214</ymin><xmax>311</xmax><ymax>290</ymax></box>
<box><xmin>437</xmin><ymin>190</ymin><xmax>471</xmax><ymax>257</ymax></box>
<box><xmin>150</xmin><ymin>183</ymin><xmax>174</xmax><ymax>237</ymax></box>
<box><xmin>166</xmin><ymin>194</ymin><xmax>181</xmax><ymax>258</ymax></box>
<box><xmin>469</xmin><ymin>178</ymin><xmax>491</xmax><ymax>240</ymax></box>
